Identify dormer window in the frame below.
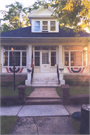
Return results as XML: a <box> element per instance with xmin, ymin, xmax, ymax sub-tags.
<box><xmin>50</xmin><ymin>21</ymin><xmax>56</xmax><ymax>31</ymax></box>
<box><xmin>34</xmin><ymin>21</ymin><xmax>40</xmax><ymax>31</ymax></box>
<box><xmin>42</xmin><ymin>21</ymin><xmax>48</xmax><ymax>31</ymax></box>
<box><xmin>32</xmin><ymin>20</ymin><xmax>59</xmax><ymax>32</ymax></box>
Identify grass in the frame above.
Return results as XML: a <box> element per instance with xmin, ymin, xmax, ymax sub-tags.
<box><xmin>57</xmin><ymin>87</ymin><xmax>62</xmax><ymax>97</ymax></box>
<box><xmin>1</xmin><ymin>86</ymin><xmax>34</xmax><ymax>97</ymax></box>
<box><xmin>69</xmin><ymin>86</ymin><xmax>89</xmax><ymax>95</ymax></box>
<box><xmin>71</xmin><ymin>118</ymin><xmax>80</xmax><ymax>134</ymax></box>
<box><xmin>1</xmin><ymin>116</ymin><xmax>17</xmax><ymax>134</ymax></box>
<box><xmin>57</xmin><ymin>86</ymin><xmax>89</xmax><ymax>97</ymax></box>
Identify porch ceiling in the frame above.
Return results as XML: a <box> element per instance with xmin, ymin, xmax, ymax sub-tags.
<box><xmin>1</xmin><ymin>37</ymin><xmax>89</xmax><ymax>46</ymax></box>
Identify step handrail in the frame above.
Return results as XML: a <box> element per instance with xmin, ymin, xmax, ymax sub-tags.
<box><xmin>31</xmin><ymin>64</ymin><xmax>34</xmax><ymax>84</ymax></box>
<box><xmin>57</xmin><ymin>64</ymin><xmax>60</xmax><ymax>84</ymax></box>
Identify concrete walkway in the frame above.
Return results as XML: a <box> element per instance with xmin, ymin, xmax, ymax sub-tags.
<box><xmin>0</xmin><ymin>105</ymin><xmax>69</xmax><ymax>116</ymax></box>
<box><xmin>0</xmin><ymin>87</ymin><xmax>81</xmax><ymax>116</ymax></box>
<box><xmin>28</xmin><ymin>87</ymin><xmax>60</xmax><ymax>98</ymax></box>
<box><xmin>12</xmin><ymin>116</ymin><xmax>76</xmax><ymax>134</ymax></box>
<box><xmin>0</xmin><ymin>87</ymin><xmax>81</xmax><ymax>134</ymax></box>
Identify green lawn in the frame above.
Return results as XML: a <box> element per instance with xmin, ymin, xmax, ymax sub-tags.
<box><xmin>1</xmin><ymin>86</ymin><xmax>34</xmax><ymax>97</ymax></box>
<box><xmin>71</xmin><ymin>118</ymin><xmax>80</xmax><ymax>135</ymax></box>
<box><xmin>57</xmin><ymin>86</ymin><xmax>89</xmax><ymax>97</ymax></box>
<box><xmin>1</xmin><ymin>116</ymin><xmax>17</xmax><ymax>134</ymax></box>
<box><xmin>71</xmin><ymin>118</ymin><xmax>80</xmax><ymax>134</ymax></box>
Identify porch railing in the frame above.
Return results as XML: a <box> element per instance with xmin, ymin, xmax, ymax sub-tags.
<box><xmin>31</xmin><ymin>65</ymin><xmax>34</xmax><ymax>84</ymax></box>
<box><xmin>57</xmin><ymin>64</ymin><xmax>60</xmax><ymax>84</ymax></box>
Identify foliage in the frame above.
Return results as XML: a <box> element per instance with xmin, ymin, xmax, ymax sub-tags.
<box><xmin>1</xmin><ymin>116</ymin><xmax>17</xmax><ymax>134</ymax></box>
<box><xmin>1</xmin><ymin>0</ymin><xmax>90</xmax><ymax>33</ymax></box>
<box><xmin>57</xmin><ymin>86</ymin><xmax>89</xmax><ymax>97</ymax></box>
<box><xmin>0</xmin><ymin>2</ymin><xmax>30</xmax><ymax>32</ymax></box>
<box><xmin>1</xmin><ymin>86</ymin><xmax>34</xmax><ymax>97</ymax></box>
<box><xmin>1</xmin><ymin>80</ymin><xmax>25</xmax><ymax>87</ymax></box>
<box><xmin>65</xmin><ymin>78</ymin><xmax>74</xmax><ymax>85</ymax></box>
<box><xmin>50</xmin><ymin>0</ymin><xmax>90</xmax><ymax>33</ymax></box>
<box><xmin>0</xmin><ymin>1</ymin><xmax>44</xmax><ymax>32</ymax></box>
<box><xmin>69</xmin><ymin>86</ymin><xmax>89</xmax><ymax>95</ymax></box>
<box><xmin>71</xmin><ymin>118</ymin><xmax>80</xmax><ymax>134</ymax></box>
<box><xmin>65</xmin><ymin>78</ymin><xmax>90</xmax><ymax>86</ymax></box>
<box><xmin>57</xmin><ymin>87</ymin><xmax>62</xmax><ymax>97</ymax></box>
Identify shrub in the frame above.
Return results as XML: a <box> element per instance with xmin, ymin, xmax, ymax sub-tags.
<box><xmin>65</xmin><ymin>78</ymin><xmax>74</xmax><ymax>85</ymax></box>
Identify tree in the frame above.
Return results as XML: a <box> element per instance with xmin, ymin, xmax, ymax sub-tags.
<box><xmin>0</xmin><ymin>1</ymin><xmax>31</xmax><ymax>32</ymax></box>
<box><xmin>1</xmin><ymin>0</ymin><xmax>90</xmax><ymax>33</ymax></box>
<box><xmin>50</xmin><ymin>0</ymin><xmax>90</xmax><ymax>33</ymax></box>
<box><xmin>0</xmin><ymin>1</ymin><xmax>45</xmax><ymax>32</ymax></box>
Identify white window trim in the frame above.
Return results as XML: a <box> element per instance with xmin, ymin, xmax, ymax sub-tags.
<box><xmin>34</xmin><ymin>48</ymin><xmax>56</xmax><ymax>67</ymax></box>
<box><xmin>42</xmin><ymin>21</ymin><xmax>48</xmax><ymax>31</ymax></box>
<box><xmin>34</xmin><ymin>21</ymin><xmax>41</xmax><ymax>32</ymax></box>
<box><xmin>50</xmin><ymin>21</ymin><xmax>56</xmax><ymax>32</ymax></box>
<box><xmin>32</xmin><ymin>20</ymin><xmax>58</xmax><ymax>33</ymax></box>
<box><xmin>3</xmin><ymin>49</ymin><xmax>27</xmax><ymax>68</ymax></box>
<box><xmin>64</xmin><ymin>50</ymin><xmax>87</xmax><ymax>67</ymax></box>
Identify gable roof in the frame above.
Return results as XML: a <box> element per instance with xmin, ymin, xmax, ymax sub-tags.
<box><xmin>1</xmin><ymin>26</ymin><xmax>90</xmax><ymax>38</ymax></box>
<box><xmin>29</xmin><ymin>6</ymin><xmax>54</xmax><ymax>19</ymax></box>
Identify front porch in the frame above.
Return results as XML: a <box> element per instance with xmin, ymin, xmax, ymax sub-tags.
<box><xmin>25</xmin><ymin>45</ymin><xmax>65</xmax><ymax>86</ymax></box>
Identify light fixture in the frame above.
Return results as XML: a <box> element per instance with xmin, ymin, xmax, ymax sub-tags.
<box><xmin>83</xmin><ymin>46</ymin><xmax>87</xmax><ymax>51</ymax></box>
<box><xmin>11</xmin><ymin>47</ymin><xmax>14</xmax><ymax>51</ymax></box>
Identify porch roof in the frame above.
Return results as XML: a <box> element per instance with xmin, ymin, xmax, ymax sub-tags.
<box><xmin>1</xmin><ymin>26</ymin><xmax>90</xmax><ymax>38</ymax></box>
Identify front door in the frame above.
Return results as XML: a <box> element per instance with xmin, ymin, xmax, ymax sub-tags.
<box><xmin>41</xmin><ymin>52</ymin><xmax>50</xmax><ymax>72</ymax></box>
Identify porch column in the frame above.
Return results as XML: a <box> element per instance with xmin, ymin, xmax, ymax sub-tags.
<box><xmin>59</xmin><ymin>45</ymin><xmax>63</xmax><ymax>68</ymax></box>
<box><xmin>89</xmin><ymin>45</ymin><xmax>90</xmax><ymax>73</ymax></box>
<box><xmin>25</xmin><ymin>45</ymin><xmax>32</xmax><ymax>86</ymax></box>
<box><xmin>58</xmin><ymin>45</ymin><xmax>65</xmax><ymax>85</ymax></box>
<box><xmin>0</xmin><ymin>46</ymin><xmax>2</xmax><ymax>73</ymax></box>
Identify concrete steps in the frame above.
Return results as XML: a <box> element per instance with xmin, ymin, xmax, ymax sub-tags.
<box><xmin>25</xmin><ymin>73</ymin><xmax>65</xmax><ymax>86</ymax></box>
<box><xmin>25</xmin><ymin>97</ymin><xmax>62</xmax><ymax>105</ymax></box>
<box><xmin>30</xmin><ymin>73</ymin><xmax>60</xmax><ymax>87</ymax></box>
<box><xmin>30</xmin><ymin>82</ymin><xmax>60</xmax><ymax>87</ymax></box>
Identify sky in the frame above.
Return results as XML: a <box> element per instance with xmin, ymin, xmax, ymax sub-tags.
<box><xmin>0</xmin><ymin>0</ymin><xmax>38</xmax><ymax>10</ymax></box>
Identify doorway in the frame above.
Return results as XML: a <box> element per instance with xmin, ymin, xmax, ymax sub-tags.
<box><xmin>41</xmin><ymin>51</ymin><xmax>50</xmax><ymax>72</ymax></box>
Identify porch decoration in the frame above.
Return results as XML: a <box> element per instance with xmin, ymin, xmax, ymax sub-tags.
<box><xmin>6</xmin><ymin>67</ymin><xmax>23</xmax><ymax>73</ymax></box>
<box><xmin>68</xmin><ymin>67</ymin><xmax>85</xmax><ymax>73</ymax></box>
<box><xmin>27</xmin><ymin>68</ymin><xmax>32</xmax><ymax>73</ymax></box>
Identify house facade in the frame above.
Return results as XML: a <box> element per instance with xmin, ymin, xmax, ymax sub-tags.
<box><xmin>1</xmin><ymin>6</ymin><xmax>90</xmax><ymax>86</ymax></box>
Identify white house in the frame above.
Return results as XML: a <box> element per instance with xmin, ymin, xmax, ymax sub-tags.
<box><xmin>1</xmin><ymin>6</ymin><xmax>90</xmax><ymax>86</ymax></box>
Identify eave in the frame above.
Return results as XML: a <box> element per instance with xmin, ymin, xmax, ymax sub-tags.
<box><xmin>1</xmin><ymin>37</ymin><xmax>90</xmax><ymax>46</ymax></box>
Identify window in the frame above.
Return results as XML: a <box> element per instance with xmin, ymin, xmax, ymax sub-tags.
<box><xmin>42</xmin><ymin>52</ymin><xmax>49</xmax><ymax>64</ymax></box>
<box><xmin>35</xmin><ymin>46</ymin><xmax>56</xmax><ymax>50</ymax></box>
<box><xmin>22</xmin><ymin>52</ymin><xmax>26</xmax><ymax>66</ymax></box>
<box><xmin>51</xmin><ymin>52</ymin><xmax>56</xmax><ymax>66</ymax></box>
<box><xmin>64</xmin><ymin>51</ymin><xmax>87</xmax><ymax>66</ymax></box>
<box><xmin>65</xmin><ymin>52</ymin><xmax>69</xmax><ymax>66</ymax></box>
<box><xmin>71</xmin><ymin>52</ymin><xmax>82</xmax><ymax>66</ymax></box>
<box><xmin>83</xmin><ymin>50</ymin><xmax>87</xmax><ymax>66</ymax></box>
<box><xmin>50</xmin><ymin>21</ymin><xmax>56</xmax><ymax>31</ymax></box>
<box><xmin>42</xmin><ymin>21</ymin><xmax>48</xmax><ymax>31</ymax></box>
<box><xmin>64</xmin><ymin>45</ymin><xmax>87</xmax><ymax>67</ymax></box>
<box><xmin>9</xmin><ymin>52</ymin><xmax>20</xmax><ymax>66</ymax></box>
<box><xmin>35</xmin><ymin>52</ymin><xmax>40</xmax><ymax>66</ymax></box>
<box><xmin>33</xmin><ymin>20</ymin><xmax>57</xmax><ymax>32</ymax></box>
<box><xmin>3</xmin><ymin>52</ymin><xmax>8</xmax><ymax>66</ymax></box>
<box><xmin>3</xmin><ymin>46</ymin><xmax>26</xmax><ymax>67</ymax></box>
<box><xmin>34</xmin><ymin>21</ymin><xmax>40</xmax><ymax>31</ymax></box>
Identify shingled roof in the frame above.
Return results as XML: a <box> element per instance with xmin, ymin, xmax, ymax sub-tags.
<box><xmin>1</xmin><ymin>26</ymin><xmax>90</xmax><ymax>38</ymax></box>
